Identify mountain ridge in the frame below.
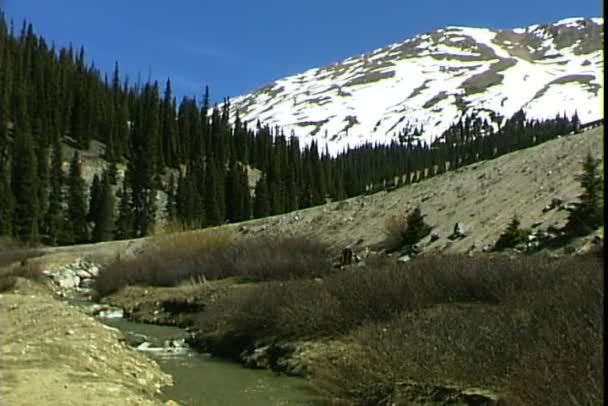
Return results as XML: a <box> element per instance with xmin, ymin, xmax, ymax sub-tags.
<box><xmin>230</xmin><ymin>17</ymin><xmax>603</xmax><ymax>155</ymax></box>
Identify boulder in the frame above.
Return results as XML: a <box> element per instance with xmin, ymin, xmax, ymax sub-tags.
<box><xmin>448</xmin><ymin>223</ymin><xmax>469</xmax><ymax>240</ymax></box>
<box><xmin>97</xmin><ymin>307</ymin><xmax>125</xmax><ymax>319</ymax></box>
<box><xmin>52</xmin><ymin>272</ymin><xmax>80</xmax><ymax>289</ymax></box>
<box><xmin>87</xmin><ymin>265</ymin><xmax>100</xmax><ymax>278</ymax></box>
<box><xmin>80</xmin><ymin>278</ymin><xmax>96</xmax><ymax>288</ymax></box>
<box><xmin>76</xmin><ymin>269</ymin><xmax>92</xmax><ymax>279</ymax></box>
<box><xmin>398</xmin><ymin>254</ymin><xmax>411</xmax><ymax>263</ymax></box>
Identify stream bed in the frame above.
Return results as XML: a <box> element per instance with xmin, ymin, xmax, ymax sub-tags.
<box><xmin>99</xmin><ymin>317</ymin><xmax>318</xmax><ymax>406</ymax></box>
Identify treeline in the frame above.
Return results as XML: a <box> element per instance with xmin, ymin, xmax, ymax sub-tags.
<box><xmin>0</xmin><ymin>13</ymin><xmax>583</xmax><ymax>245</ymax></box>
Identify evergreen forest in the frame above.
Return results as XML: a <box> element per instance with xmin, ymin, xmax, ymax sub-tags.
<box><xmin>0</xmin><ymin>13</ymin><xmax>585</xmax><ymax>246</ymax></box>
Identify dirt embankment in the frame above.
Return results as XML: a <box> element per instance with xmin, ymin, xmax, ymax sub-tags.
<box><xmin>0</xmin><ymin>279</ymin><xmax>175</xmax><ymax>406</ymax></box>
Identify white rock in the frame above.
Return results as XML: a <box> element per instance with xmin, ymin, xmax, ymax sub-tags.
<box><xmin>77</xmin><ymin>269</ymin><xmax>92</xmax><ymax>279</ymax></box>
<box><xmin>52</xmin><ymin>273</ymin><xmax>80</xmax><ymax>289</ymax></box>
<box><xmin>398</xmin><ymin>254</ymin><xmax>411</xmax><ymax>263</ymax></box>
<box><xmin>98</xmin><ymin>308</ymin><xmax>124</xmax><ymax>319</ymax></box>
<box><xmin>87</xmin><ymin>265</ymin><xmax>100</xmax><ymax>277</ymax></box>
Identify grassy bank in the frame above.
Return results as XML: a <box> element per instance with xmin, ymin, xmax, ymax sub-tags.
<box><xmin>93</xmin><ymin>230</ymin><xmax>603</xmax><ymax>405</ymax></box>
<box><xmin>93</xmin><ymin>231</ymin><xmax>332</xmax><ymax>297</ymax></box>
<box><xmin>192</xmin><ymin>250</ymin><xmax>603</xmax><ymax>404</ymax></box>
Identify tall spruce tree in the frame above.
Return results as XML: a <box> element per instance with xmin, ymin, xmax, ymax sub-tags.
<box><xmin>45</xmin><ymin>139</ymin><xmax>66</xmax><ymax>245</ymax></box>
<box><xmin>91</xmin><ymin>171</ymin><xmax>115</xmax><ymax>242</ymax></box>
<box><xmin>114</xmin><ymin>176</ymin><xmax>134</xmax><ymax>240</ymax></box>
<box><xmin>253</xmin><ymin>176</ymin><xmax>270</xmax><ymax>219</ymax></box>
<box><xmin>87</xmin><ymin>173</ymin><xmax>102</xmax><ymax>222</ymax></box>
<box><xmin>66</xmin><ymin>151</ymin><xmax>88</xmax><ymax>243</ymax></box>
<box><xmin>11</xmin><ymin>121</ymin><xmax>39</xmax><ymax>244</ymax></box>
<box><xmin>0</xmin><ymin>169</ymin><xmax>14</xmax><ymax>236</ymax></box>
<box><xmin>204</xmin><ymin>158</ymin><xmax>222</xmax><ymax>226</ymax></box>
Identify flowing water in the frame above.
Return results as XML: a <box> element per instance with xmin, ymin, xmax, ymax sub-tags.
<box><xmin>100</xmin><ymin>317</ymin><xmax>318</xmax><ymax>406</ymax></box>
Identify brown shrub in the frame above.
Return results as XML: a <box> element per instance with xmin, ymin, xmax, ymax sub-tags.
<box><xmin>313</xmin><ymin>254</ymin><xmax>604</xmax><ymax>405</ymax></box>
<box><xmin>193</xmin><ymin>252</ymin><xmax>602</xmax><ymax>404</ymax></box>
<box><xmin>0</xmin><ymin>262</ymin><xmax>45</xmax><ymax>293</ymax></box>
<box><xmin>224</xmin><ymin>236</ymin><xmax>332</xmax><ymax>281</ymax></box>
<box><xmin>0</xmin><ymin>275</ymin><xmax>17</xmax><ymax>292</ymax></box>
<box><xmin>93</xmin><ymin>233</ymin><xmax>331</xmax><ymax>298</ymax></box>
<box><xmin>384</xmin><ymin>214</ymin><xmax>408</xmax><ymax>249</ymax></box>
<box><xmin>0</xmin><ymin>236</ymin><xmax>43</xmax><ymax>268</ymax></box>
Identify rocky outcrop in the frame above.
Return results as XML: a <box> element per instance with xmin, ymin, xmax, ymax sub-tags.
<box><xmin>42</xmin><ymin>258</ymin><xmax>101</xmax><ymax>294</ymax></box>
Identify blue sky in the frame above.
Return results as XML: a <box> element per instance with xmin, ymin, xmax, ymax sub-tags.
<box><xmin>1</xmin><ymin>0</ymin><xmax>603</xmax><ymax>103</ymax></box>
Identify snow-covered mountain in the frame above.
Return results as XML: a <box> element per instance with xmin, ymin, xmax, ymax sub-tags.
<box><xmin>231</xmin><ymin>17</ymin><xmax>603</xmax><ymax>155</ymax></box>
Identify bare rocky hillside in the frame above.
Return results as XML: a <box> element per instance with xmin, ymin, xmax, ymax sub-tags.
<box><xmin>27</xmin><ymin>125</ymin><xmax>603</xmax><ymax>270</ymax></box>
<box><xmin>225</xmin><ymin>125</ymin><xmax>604</xmax><ymax>257</ymax></box>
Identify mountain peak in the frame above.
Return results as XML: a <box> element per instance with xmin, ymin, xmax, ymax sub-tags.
<box><xmin>231</xmin><ymin>17</ymin><xmax>603</xmax><ymax>155</ymax></box>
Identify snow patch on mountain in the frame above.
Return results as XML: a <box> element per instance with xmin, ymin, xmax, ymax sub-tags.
<box><xmin>231</xmin><ymin>17</ymin><xmax>603</xmax><ymax>155</ymax></box>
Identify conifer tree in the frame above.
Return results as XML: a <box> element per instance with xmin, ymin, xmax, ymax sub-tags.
<box><xmin>92</xmin><ymin>171</ymin><xmax>115</xmax><ymax>242</ymax></box>
<box><xmin>11</xmin><ymin>121</ymin><xmax>39</xmax><ymax>244</ymax></box>
<box><xmin>253</xmin><ymin>176</ymin><xmax>270</xmax><ymax>219</ymax></box>
<box><xmin>114</xmin><ymin>177</ymin><xmax>134</xmax><ymax>240</ymax></box>
<box><xmin>36</xmin><ymin>145</ymin><xmax>50</xmax><ymax>228</ymax></box>
<box><xmin>401</xmin><ymin>207</ymin><xmax>432</xmax><ymax>246</ymax></box>
<box><xmin>165</xmin><ymin>173</ymin><xmax>177</xmax><ymax>222</ymax></box>
<box><xmin>494</xmin><ymin>214</ymin><xmax>530</xmax><ymax>251</ymax></box>
<box><xmin>45</xmin><ymin>140</ymin><xmax>65</xmax><ymax>244</ymax></box>
<box><xmin>66</xmin><ymin>151</ymin><xmax>88</xmax><ymax>243</ymax></box>
<box><xmin>87</xmin><ymin>173</ymin><xmax>102</xmax><ymax>222</ymax></box>
<box><xmin>0</xmin><ymin>169</ymin><xmax>14</xmax><ymax>236</ymax></box>
<box><xmin>204</xmin><ymin>158</ymin><xmax>222</xmax><ymax>226</ymax></box>
<box><xmin>566</xmin><ymin>153</ymin><xmax>604</xmax><ymax>235</ymax></box>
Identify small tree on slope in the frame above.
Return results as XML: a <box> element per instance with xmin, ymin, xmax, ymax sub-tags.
<box><xmin>494</xmin><ymin>214</ymin><xmax>530</xmax><ymax>251</ymax></box>
<box><xmin>566</xmin><ymin>153</ymin><xmax>604</xmax><ymax>235</ymax></box>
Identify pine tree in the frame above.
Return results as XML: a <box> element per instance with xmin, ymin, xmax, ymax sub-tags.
<box><xmin>494</xmin><ymin>214</ymin><xmax>530</xmax><ymax>251</ymax></box>
<box><xmin>566</xmin><ymin>153</ymin><xmax>604</xmax><ymax>235</ymax></box>
<box><xmin>11</xmin><ymin>121</ymin><xmax>39</xmax><ymax>244</ymax></box>
<box><xmin>0</xmin><ymin>169</ymin><xmax>15</xmax><ymax>236</ymax></box>
<box><xmin>36</xmin><ymin>145</ymin><xmax>50</xmax><ymax>232</ymax></box>
<box><xmin>253</xmin><ymin>176</ymin><xmax>270</xmax><ymax>218</ymax></box>
<box><xmin>114</xmin><ymin>177</ymin><xmax>134</xmax><ymax>240</ymax></box>
<box><xmin>45</xmin><ymin>139</ymin><xmax>65</xmax><ymax>245</ymax></box>
<box><xmin>401</xmin><ymin>207</ymin><xmax>432</xmax><ymax>247</ymax></box>
<box><xmin>129</xmin><ymin>83</ymin><xmax>159</xmax><ymax>237</ymax></box>
<box><xmin>87</xmin><ymin>173</ymin><xmax>102</xmax><ymax>222</ymax></box>
<box><xmin>66</xmin><ymin>151</ymin><xmax>88</xmax><ymax>243</ymax></box>
<box><xmin>204</xmin><ymin>158</ymin><xmax>222</xmax><ymax>226</ymax></box>
<box><xmin>165</xmin><ymin>173</ymin><xmax>177</xmax><ymax>222</ymax></box>
<box><xmin>91</xmin><ymin>171</ymin><xmax>115</xmax><ymax>242</ymax></box>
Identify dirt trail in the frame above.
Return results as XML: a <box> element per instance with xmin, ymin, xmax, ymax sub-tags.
<box><xmin>0</xmin><ymin>279</ymin><xmax>174</xmax><ymax>406</ymax></box>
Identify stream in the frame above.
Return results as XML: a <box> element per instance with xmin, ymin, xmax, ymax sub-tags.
<box><xmin>100</xmin><ymin>317</ymin><xmax>317</xmax><ymax>405</ymax></box>
<box><xmin>66</xmin><ymin>293</ymin><xmax>318</xmax><ymax>406</ymax></box>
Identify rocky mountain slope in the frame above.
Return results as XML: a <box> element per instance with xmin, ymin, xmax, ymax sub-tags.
<box><xmin>231</xmin><ymin>17</ymin><xmax>603</xmax><ymax>155</ymax></box>
<box><xmin>225</xmin><ymin>125</ymin><xmax>604</xmax><ymax>258</ymax></box>
<box><xmin>29</xmin><ymin>125</ymin><xmax>603</xmax><ymax>268</ymax></box>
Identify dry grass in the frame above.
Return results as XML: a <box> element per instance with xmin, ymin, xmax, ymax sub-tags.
<box><xmin>0</xmin><ymin>262</ymin><xmax>46</xmax><ymax>293</ymax></box>
<box><xmin>312</xmin><ymin>254</ymin><xmax>603</xmax><ymax>405</ymax></box>
<box><xmin>190</xmin><ymin>251</ymin><xmax>603</xmax><ymax>404</ymax></box>
<box><xmin>0</xmin><ymin>236</ymin><xmax>43</xmax><ymax>268</ymax></box>
<box><xmin>93</xmin><ymin>232</ymin><xmax>331</xmax><ymax>298</ymax></box>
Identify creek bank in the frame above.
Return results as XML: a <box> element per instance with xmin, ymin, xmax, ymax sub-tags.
<box><xmin>101</xmin><ymin>283</ymin><xmax>323</xmax><ymax>378</ymax></box>
<box><xmin>0</xmin><ymin>278</ymin><xmax>175</xmax><ymax>406</ymax></box>
<box><xmin>41</xmin><ymin>259</ymin><xmax>504</xmax><ymax>405</ymax></box>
